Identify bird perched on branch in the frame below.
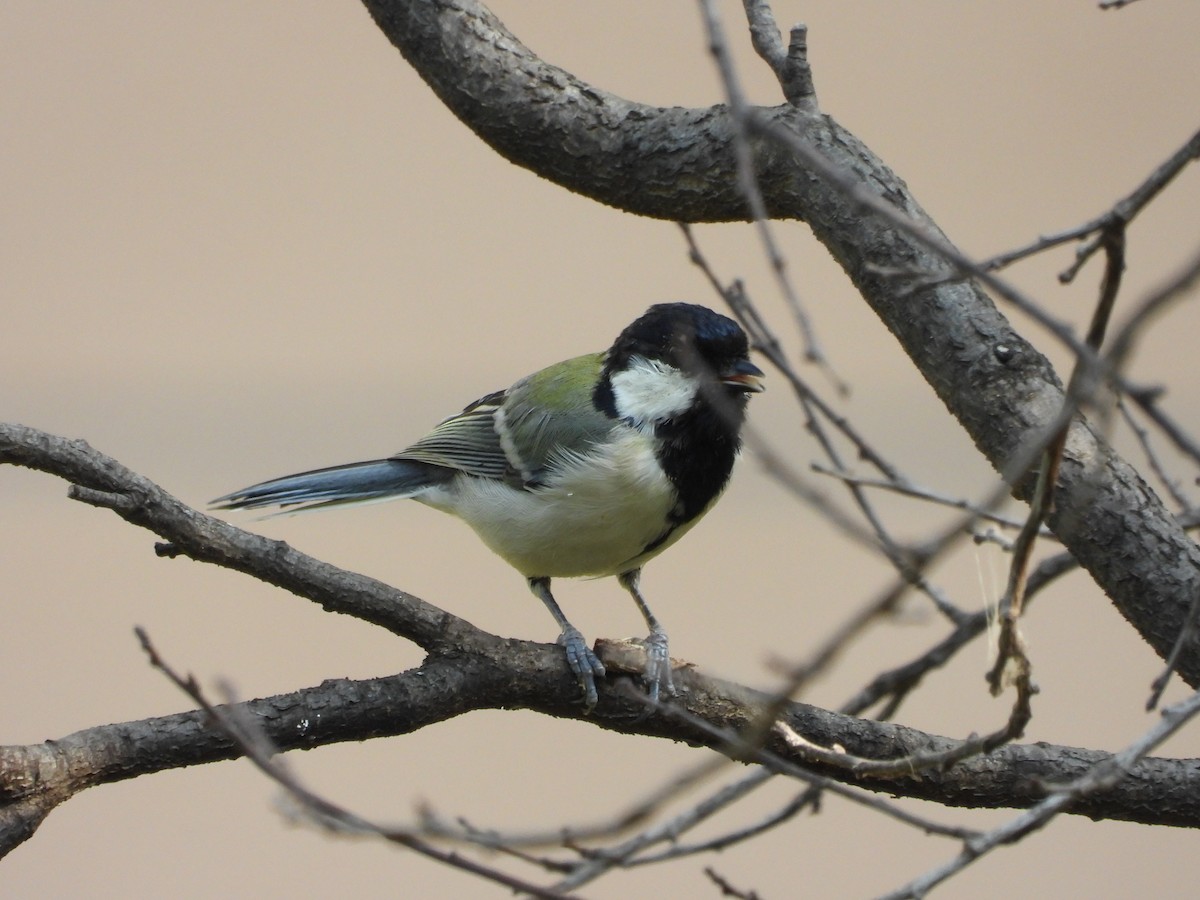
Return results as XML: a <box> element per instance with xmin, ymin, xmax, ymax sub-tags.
<box><xmin>213</xmin><ymin>302</ymin><xmax>764</xmax><ymax>709</ymax></box>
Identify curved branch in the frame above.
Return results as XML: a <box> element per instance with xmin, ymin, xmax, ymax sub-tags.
<box><xmin>360</xmin><ymin>0</ymin><xmax>1200</xmax><ymax>683</ymax></box>
<box><xmin>0</xmin><ymin>423</ymin><xmax>471</xmax><ymax>653</ymax></box>
<box><xmin>3</xmin><ymin>646</ymin><xmax>1200</xmax><ymax>859</ymax></box>
<box><xmin>0</xmin><ymin>660</ymin><xmax>539</xmax><ymax>858</ymax></box>
<box><xmin>3</xmin><ymin>422</ymin><xmax>1200</xmax><ymax>861</ymax></box>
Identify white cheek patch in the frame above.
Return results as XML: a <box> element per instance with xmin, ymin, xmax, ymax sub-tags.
<box><xmin>609</xmin><ymin>356</ymin><xmax>698</xmax><ymax>428</ymax></box>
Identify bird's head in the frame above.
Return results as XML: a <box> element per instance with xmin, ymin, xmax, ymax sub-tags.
<box><xmin>595</xmin><ymin>303</ymin><xmax>764</xmax><ymax>428</ymax></box>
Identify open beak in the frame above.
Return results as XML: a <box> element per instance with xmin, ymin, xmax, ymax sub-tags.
<box><xmin>720</xmin><ymin>359</ymin><xmax>765</xmax><ymax>393</ymax></box>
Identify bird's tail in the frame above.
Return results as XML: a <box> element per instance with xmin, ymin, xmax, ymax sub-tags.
<box><xmin>211</xmin><ymin>459</ymin><xmax>449</xmax><ymax>514</ymax></box>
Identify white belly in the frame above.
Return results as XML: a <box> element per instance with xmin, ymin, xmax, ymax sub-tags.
<box><xmin>417</xmin><ymin>431</ymin><xmax>683</xmax><ymax>578</ymax></box>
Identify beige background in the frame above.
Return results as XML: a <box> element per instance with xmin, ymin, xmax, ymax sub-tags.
<box><xmin>5</xmin><ymin>2</ymin><xmax>1200</xmax><ymax>897</ymax></box>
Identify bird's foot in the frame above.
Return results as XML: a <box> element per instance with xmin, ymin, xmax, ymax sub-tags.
<box><xmin>557</xmin><ymin>625</ymin><xmax>606</xmax><ymax>712</ymax></box>
<box><xmin>639</xmin><ymin>628</ymin><xmax>676</xmax><ymax>705</ymax></box>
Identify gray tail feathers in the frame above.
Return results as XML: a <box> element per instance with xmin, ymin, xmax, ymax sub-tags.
<box><xmin>211</xmin><ymin>459</ymin><xmax>450</xmax><ymax>513</ymax></box>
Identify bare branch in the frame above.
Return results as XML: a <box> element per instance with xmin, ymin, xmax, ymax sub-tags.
<box><xmin>705</xmin><ymin>866</ymin><xmax>763</xmax><ymax>900</ymax></box>
<box><xmin>884</xmin><ymin>687</ymin><xmax>1200</xmax><ymax>899</ymax></box>
<box><xmin>137</xmin><ymin>629</ymin><xmax>572</xmax><ymax>899</ymax></box>
<box><xmin>740</xmin><ymin>1</ymin><xmax>816</xmax><ymax>110</ymax></box>
<box><xmin>682</xmin><ymin>225</ymin><xmax>968</xmax><ymax>628</ymax></box>
<box><xmin>981</xmin><ymin>126</ymin><xmax>1200</xmax><ymax>278</ymax></box>
<box><xmin>810</xmin><ymin>464</ymin><xmax>1053</xmax><ymax>535</ymax></box>
<box><xmin>840</xmin><ymin>551</ymin><xmax>1078</xmax><ymax>720</ymax></box>
<box><xmin>0</xmin><ymin>424</ymin><xmax>471</xmax><ymax>652</ymax></box>
<box><xmin>1118</xmin><ymin>399</ymin><xmax>1193</xmax><ymax>512</ymax></box>
<box><xmin>549</xmin><ymin>769</ymin><xmax>775</xmax><ymax>891</ymax></box>
<box><xmin>698</xmin><ymin>0</ymin><xmax>842</xmax><ymax>389</ymax></box>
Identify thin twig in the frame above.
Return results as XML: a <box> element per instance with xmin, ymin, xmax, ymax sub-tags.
<box><xmin>987</xmin><ymin>223</ymin><xmax>1125</xmax><ymax>697</ymax></box>
<box><xmin>1104</xmin><ymin>245</ymin><xmax>1200</xmax><ymax>706</ymax></box>
<box><xmin>840</xmin><ymin>551</ymin><xmax>1076</xmax><ymax>722</ymax></box>
<box><xmin>135</xmin><ymin>628</ymin><xmax>572</xmax><ymax>899</ymax></box>
<box><xmin>980</xmin><ymin>125</ymin><xmax>1200</xmax><ymax>279</ymax></box>
<box><xmin>683</xmin><ymin>224</ymin><xmax>968</xmax><ymax>629</ymax></box>
<box><xmin>1118</xmin><ymin>398</ymin><xmax>1192</xmax><ymax>512</ymax></box>
<box><xmin>810</xmin><ymin>465</ymin><xmax>1055</xmax><ymax>535</ymax></box>
<box><xmin>1147</xmin><ymin>591</ymin><xmax>1200</xmax><ymax>711</ymax></box>
<box><xmin>629</xmin><ymin>685</ymin><xmax>979</xmax><ymax>842</ymax></box>
<box><xmin>550</xmin><ymin>769</ymin><xmax>775</xmax><ymax>891</ymax></box>
<box><xmin>882</xmin><ymin>687</ymin><xmax>1200</xmax><ymax>899</ymax></box>
<box><xmin>697</xmin><ymin>0</ymin><xmax>845</xmax><ymax>392</ymax></box>
<box><xmin>629</xmin><ymin>787</ymin><xmax>818</xmax><ymax>864</ymax></box>
<box><xmin>705</xmin><ymin>866</ymin><xmax>763</xmax><ymax>900</ymax></box>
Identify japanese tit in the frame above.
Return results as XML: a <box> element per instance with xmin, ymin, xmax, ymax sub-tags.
<box><xmin>213</xmin><ymin>303</ymin><xmax>764</xmax><ymax>709</ymax></box>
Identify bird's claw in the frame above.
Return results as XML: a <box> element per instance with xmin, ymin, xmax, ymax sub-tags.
<box><xmin>640</xmin><ymin>628</ymin><xmax>675</xmax><ymax>705</ymax></box>
<box><xmin>558</xmin><ymin>626</ymin><xmax>606</xmax><ymax>711</ymax></box>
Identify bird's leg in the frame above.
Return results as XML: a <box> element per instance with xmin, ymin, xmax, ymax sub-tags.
<box><xmin>618</xmin><ymin>569</ymin><xmax>675</xmax><ymax>703</ymax></box>
<box><xmin>528</xmin><ymin>576</ymin><xmax>605</xmax><ymax>711</ymax></box>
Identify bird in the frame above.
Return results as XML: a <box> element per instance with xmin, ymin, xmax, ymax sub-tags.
<box><xmin>212</xmin><ymin>302</ymin><xmax>764</xmax><ymax>710</ymax></box>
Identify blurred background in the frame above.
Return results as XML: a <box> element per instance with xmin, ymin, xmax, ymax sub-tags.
<box><xmin>5</xmin><ymin>1</ymin><xmax>1200</xmax><ymax>896</ymax></box>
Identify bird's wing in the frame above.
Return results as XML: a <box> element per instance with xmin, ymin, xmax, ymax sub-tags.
<box><xmin>391</xmin><ymin>389</ymin><xmax>512</xmax><ymax>480</ymax></box>
<box><xmin>392</xmin><ymin>353</ymin><xmax>616</xmax><ymax>487</ymax></box>
<box><xmin>497</xmin><ymin>353</ymin><xmax>616</xmax><ymax>484</ymax></box>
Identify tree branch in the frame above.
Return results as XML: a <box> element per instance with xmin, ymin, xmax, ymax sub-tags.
<box><xmin>4</xmin><ymin>422</ymin><xmax>1200</xmax><ymax>862</ymax></box>
<box><xmin>0</xmin><ymin>423</ymin><xmax>474</xmax><ymax>653</ymax></box>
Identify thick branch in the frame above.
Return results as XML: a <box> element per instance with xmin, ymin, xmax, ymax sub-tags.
<box><xmin>3</xmin><ymin>649</ymin><xmax>1200</xmax><ymax>861</ymax></box>
<box><xmin>4</xmin><ymin>422</ymin><xmax>1200</xmax><ymax>861</ymax></box>
<box><xmin>0</xmin><ymin>424</ymin><xmax>470</xmax><ymax>653</ymax></box>
<box><xmin>0</xmin><ymin>659</ymin><xmax>546</xmax><ymax>857</ymax></box>
<box><xmin>359</xmin><ymin>0</ymin><xmax>1200</xmax><ymax>683</ymax></box>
